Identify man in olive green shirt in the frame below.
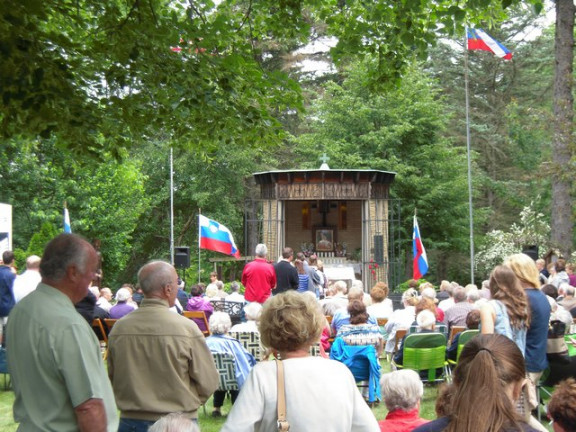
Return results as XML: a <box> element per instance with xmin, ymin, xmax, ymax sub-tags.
<box><xmin>108</xmin><ymin>261</ymin><xmax>219</xmax><ymax>432</ymax></box>
<box><xmin>7</xmin><ymin>234</ymin><xmax>118</xmax><ymax>432</ymax></box>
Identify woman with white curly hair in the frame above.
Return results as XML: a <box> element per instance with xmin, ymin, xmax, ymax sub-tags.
<box><xmin>206</xmin><ymin>312</ymin><xmax>256</xmax><ymax>417</ymax></box>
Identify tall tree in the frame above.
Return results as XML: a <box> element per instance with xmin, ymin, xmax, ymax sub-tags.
<box><xmin>551</xmin><ymin>0</ymin><xmax>574</xmax><ymax>258</ymax></box>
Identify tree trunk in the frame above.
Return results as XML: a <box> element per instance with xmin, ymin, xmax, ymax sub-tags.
<box><xmin>551</xmin><ymin>0</ymin><xmax>575</xmax><ymax>259</ymax></box>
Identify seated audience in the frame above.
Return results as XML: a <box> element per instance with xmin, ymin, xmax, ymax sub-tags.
<box><xmin>331</xmin><ymin>286</ymin><xmax>377</xmax><ymax>335</ymax></box>
<box><xmin>547</xmin><ymin>378</ymin><xmax>576</xmax><ymax>432</ymax></box>
<box><xmin>148</xmin><ymin>413</ymin><xmax>200</xmax><ymax>432</ymax></box>
<box><xmin>421</xmin><ymin>287</ymin><xmax>444</xmax><ymax>322</ymax></box>
<box><xmin>226</xmin><ymin>281</ymin><xmax>245</xmax><ymax>303</ymax></box>
<box><xmin>109</xmin><ymin>288</ymin><xmax>136</xmax><ymax>319</ymax></box>
<box><xmin>409</xmin><ymin>298</ymin><xmax>448</xmax><ymax>337</ymax></box>
<box><xmin>96</xmin><ymin>287</ymin><xmax>113</xmax><ymax>312</ymax></box>
<box><xmin>206</xmin><ymin>312</ymin><xmax>256</xmax><ymax>417</ymax></box>
<box><xmin>321</xmin><ymin>280</ymin><xmax>349</xmax><ymax>311</ymax></box>
<box><xmin>186</xmin><ymin>284</ymin><xmax>214</xmax><ymax>333</ymax></box>
<box><xmin>221</xmin><ymin>291</ymin><xmax>379</xmax><ymax>431</ymax></box>
<box><xmin>442</xmin><ymin>286</ymin><xmax>473</xmax><ymax>333</ymax></box>
<box><xmin>384</xmin><ymin>288</ymin><xmax>418</xmax><ymax>356</ymax></box>
<box><xmin>367</xmin><ymin>282</ymin><xmax>393</xmax><ymax>319</ymax></box>
<box><xmin>394</xmin><ymin>310</ymin><xmax>442</xmax><ymax>377</ymax></box>
<box><xmin>337</xmin><ymin>300</ymin><xmax>383</xmax><ymax>357</ymax></box>
<box><xmin>230</xmin><ymin>302</ymin><xmax>261</xmax><ymax>333</ymax></box>
<box><xmin>413</xmin><ymin>334</ymin><xmax>540</xmax><ymax>432</ymax></box>
<box><xmin>446</xmin><ymin>309</ymin><xmax>480</xmax><ymax>362</ymax></box>
<box><xmin>378</xmin><ymin>369</ymin><xmax>429</xmax><ymax>432</ymax></box>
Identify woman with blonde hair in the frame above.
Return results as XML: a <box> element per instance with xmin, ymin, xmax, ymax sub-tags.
<box><xmin>221</xmin><ymin>291</ymin><xmax>378</xmax><ymax>431</ymax></box>
<box><xmin>413</xmin><ymin>334</ymin><xmax>540</xmax><ymax>432</ymax></box>
<box><xmin>384</xmin><ymin>288</ymin><xmax>419</xmax><ymax>357</ymax></box>
<box><xmin>505</xmin><ymin>253</ymin><xmax>551</xmax><ymax>432</ymax></box>
<box><xmin>480</xmin><ymin>265</ymin><xmax>530</xmax><ymax>354</ymax></box>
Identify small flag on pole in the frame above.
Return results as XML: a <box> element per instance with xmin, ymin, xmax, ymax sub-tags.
<box><xmin>199</xmin><ymin>215</ymin><xmax>240</xmax><ymax>258</ymax></box>
<box><xmin>63</xmin><ymin>207</ymin><xmax>72</xmax><ymax>233</ymax></box>
<box><xmin>413</xmin><ymin>215</ymin><xmax>428</xmax><ymax>280</ymax></box>
<box><xmin>467</xmin><ymin>28</ymin><xmax>512</xmax><ymax>60</ymax></box>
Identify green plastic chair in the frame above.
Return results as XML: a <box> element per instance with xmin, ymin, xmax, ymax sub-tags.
<box><xmin>395</xmin><ymin>332</ymin><xmax>448</xmax><ymax>382</ymax></box>
<box><xmin>455</xmin><ymin>329</ymin><xmax>479</xmax><ymax>362</ymax></box>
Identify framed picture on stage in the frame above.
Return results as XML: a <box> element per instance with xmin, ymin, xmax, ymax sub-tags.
<box><xmin>314</xmin><ymin>228</ymin><xmax>335</xmax><ymax>252</ymax></box>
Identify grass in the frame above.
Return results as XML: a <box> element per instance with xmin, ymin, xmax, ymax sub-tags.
<box><xmin>0</xmin><ymin>361</ymin><xmax>553</xmax><ymax>432</ymax></box>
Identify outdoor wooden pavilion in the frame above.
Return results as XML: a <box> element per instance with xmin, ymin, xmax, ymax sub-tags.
<box><xmin>245</xmin><ymin>163</ymin><xmax>398</xmax><ymax>289</ymax></box>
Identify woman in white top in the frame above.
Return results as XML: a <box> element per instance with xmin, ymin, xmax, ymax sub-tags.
<box><xmin>222</xmin><ymin>291</ymin><xmax>379</xmax><ymax>432</ymax></box>
<box><xmin>366</xmin><ymin>282</ymin><xmax>393</xmax><ymax>319</ymax></box>
<box><xmin>384</xmin><ymin>288</ymin><xmax>418</xmax><ymax>355</ymax></box>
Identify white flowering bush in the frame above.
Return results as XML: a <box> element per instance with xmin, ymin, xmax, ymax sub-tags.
<box><xmin>476</xmin><ymin>203</ymin><xmax>551</xmax><ymax>277</ymax></box>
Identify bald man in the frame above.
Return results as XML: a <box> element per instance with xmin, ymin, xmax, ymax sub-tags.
<box><xmin>108</xmin><ymin>261</ymin><xmax>218</xmax><ymax>431</ymax></box>
<box><xmin>7</xmin><ymin>234</ymin><xmax>118</xmax><ymax>431</ymax></box>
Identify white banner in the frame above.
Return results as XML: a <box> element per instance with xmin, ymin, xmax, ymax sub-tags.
<box><xmin>0</xmin><ymin>203</ymin><xmax>12</xmax><ymax>254</ymax></box>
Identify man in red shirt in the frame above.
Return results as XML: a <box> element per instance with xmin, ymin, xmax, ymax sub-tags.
<box><xmin>242</xmin><ymin>244</ymin><xmax>276</xmax><ymax>303</ymax></box>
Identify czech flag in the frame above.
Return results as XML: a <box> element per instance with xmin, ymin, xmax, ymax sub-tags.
<box><xmin>199</xmin><ymin>215</ymin><xmax>240</xmax><ymax>258</ymax></box>
<box><xmin>467</xmin><ymin>28</ymin><xmax>512</xmax><ymax>60</ymax></box>
<box><xmin>413</xmin><ymin>215</ymin><xmax>428</xmax><ymax>280</ymax></box>
<box><xmin>64</xmin><ymin>207</ymin><xmax>72</xmax><ymax>233</ymax></box>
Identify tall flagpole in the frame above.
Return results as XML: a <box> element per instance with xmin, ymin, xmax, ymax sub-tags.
<box><xmin>464</xmin><ymin>27</ymin><xmax>475</xmax><ymax>285</ymax></box>
<box><xmin>169</xmin><ymin>148</ymin><xmax>175</xmax><ymax>265</ymax></box>
<box><xmin>198</xmin><ymin>208</ymin><xmax>202</xmax><ymax>284</ymax></box>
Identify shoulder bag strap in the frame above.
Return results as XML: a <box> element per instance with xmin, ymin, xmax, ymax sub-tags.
<box><xmin>276</xmin><ymin>359</ymin><xmax>290</xmax><ymax>431</ymax></box>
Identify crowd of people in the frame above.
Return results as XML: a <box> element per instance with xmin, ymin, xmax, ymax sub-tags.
<box><xmin>1</xmin><ymin>237</ymin><xmax>576</xmax><ymax>431</ymax></box>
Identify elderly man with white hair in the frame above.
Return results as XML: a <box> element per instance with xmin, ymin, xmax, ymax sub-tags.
<box><xmin>378</xmin><ymin>369</ymin><xmax>429</xmax><ymax>431</ymax></box>
<box><xmin>109</xmin><ymin>288</ymin><xmax>135</xmax><ymax>319</ymax></box>
<box><xmin>13</xmin><ymin>255</ymin><xmax>41</xmax><ymax>303</ymax></box>
<box><xmin>241</xmin><ymin>243</ymin><xmax>276</xmax><ymax>304</ymax></box>
<box><xmin>206</xmin><ymin>311</ymin><xmax>256</xmax><ymax>417</ymax></box>
<box><xmin>230</xmin><ymin>302</ymin><xmax>262</xmax><ymax>333</ymax></box>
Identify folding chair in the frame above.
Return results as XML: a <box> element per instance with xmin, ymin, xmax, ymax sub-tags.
<box><xmin>183</xmin><ymin>311</ymin><xmax>211</xmax><ymax>336</ymax></box>
<box><xmin>209</xmin><ymin>300</ymin><xmax>245</xmax><ymax>326</ymax></box>
<box><xmin>204</xmin><ymin>352</ymin><xmax>239</xmax><ymax>415</ymax></box>
<box><xmin>103</xmin><ymin>318</ymin><xmax>118</xmax><ymax>335</ymax></box>
<box><xmin>229</xmin><ymin>331</ymin><xmax>264</xmax><ymax>361</ymax></box>
<box><xmin>330</xmin><ymin>337</ymin><xmax>381</xmax><ymax>403</ymax></box>
<box><xmin>91</xmin><ymin>318</ymin><xmax>108</xmax><ymax>357</ymax></box>
<box><xmin>447</xmin><ymin>326</ymin><xmax>466</xmax><ymax>346</ymax></box>
<box><xmin>393</xmin><ymin>332</ymin><xmax>449</xmax><ymax>383</ymax></box>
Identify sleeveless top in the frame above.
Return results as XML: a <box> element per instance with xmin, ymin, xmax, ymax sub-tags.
<box><xmin>490</xmin><ymin>299</ymin><xmax>527</xmax><ymax>356</ymax></box>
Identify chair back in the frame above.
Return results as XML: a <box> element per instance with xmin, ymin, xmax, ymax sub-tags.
<box><xmin>329</xmin><ymin>337</ymin><xmax>381</xmax><ymax>402</ymax></box>
<box><xmin>456</xmin><ymin>329</ymin><xmax>479</xmax><ymax>361</ymax></box>
<box><xmin>212</xmin><ymin>352</ymin><xmax>239</xmax><ymax>391</ymax></box>
<box><xmin>182</xmin><ymin>311</ymin><xmax>210</xmax><ymax>336</ymax></box>
<box><xmin>394</xmin><ymin>329</ymin><xmax>407</xmax><ymax>353</ymax></box>
<box><xmin>448</xmin><ymin>326</ymin><xmax>466</xmax><ymax>346</ymax></box>
<box><xmin>402</xmin><ymin>332</ymin><xmax>447</xmax><ymax>382</ymax></box>
<box><xmin>103</xmin><ymin>319</ymin><xmax>118</xmax><ymax>335</ymax></box>
<box><xmin>91</xmin><ymin>318</ymin><xmax>108</xmax><ymax>344</ymax></box>
<box><xmin>209</xmin><ymin>300</ymin><xmax>245</xmax><ymax>326</ymax></box>
<box><xmin>229</xmin><ymin>331</ymin><xmax>263</xmax><ymax>361</ymax></box>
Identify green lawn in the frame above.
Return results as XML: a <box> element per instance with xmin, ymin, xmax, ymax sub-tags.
<box><xmin>0</xmin><ymin>362</ymin><xmax>553</xmax><ymax>431</ymax></box>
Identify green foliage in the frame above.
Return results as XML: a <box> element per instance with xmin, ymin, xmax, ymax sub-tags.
<box><xmin>26</xmin><ymin>222</ymin><xmax>59</xmax><ymax>257</ymax></box>
<box><xmin>475</xmin><ymin>202</ymin><xmax>552</xmax><ymax>277</ymax></box>
<box><xmin>396</xmin><ymin>278</ymin><xmax>431</xmax><ymax>293</ymax></box>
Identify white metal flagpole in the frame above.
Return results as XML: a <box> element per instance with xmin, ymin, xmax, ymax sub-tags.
<box><xmin>464</xmin><ymin>27</ymin><xmax>475</xmax><ymax>285</ymax></box>
<box><xmin>198</xmin><ymin>209</ymin><xmax>202</xmax><ymax>284</ymax></box>
<box><xmin>170</xmin><ymin>147</ymin><xmax>175</xmax><ymax>265</ymax></box>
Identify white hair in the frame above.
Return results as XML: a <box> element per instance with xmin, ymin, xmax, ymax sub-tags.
<box><xmin>380</xmin><ymin>369</ymin><xmax>423</xmax><ymax>412</ymax></box>
<box><xmin>255</xmin><ymin>243</ymin><xmax>268</xmax><ymax>257</ymax></box>
<box><xmin>115</xmin><ymin>288</ymin><xmax>131</xmax><ymax>302</ymax></box>
<box><xmin>333</xmin><ymin>280</ymin><xmax>347</xmax><ymax>294</ymax></box>
<box><xmin>148</xmin><ymin>413</ymin><xmax>199</xmax><ymax>432</ymax></box>
<box><xmin>244</xmin><ymin>302</ymin><xmax>262</xmax><ymax>321</ymax></box>
<box><xmin>416</xmin><ymin>309</ymin><xmax>436</xmax><ymax>330</ymax></box>
<box><xmin>421</xmin><ymin>287</ymin><xmax>436</xmax><ymax>300</ymax></box>
<box><xmin>351</xmin><ymin>279</ymin><xmax>364</xmax><ymax>291</ymax></box>
<box><xmin>209</xmin><ymin>311</ymin><xmax>232</xmax><ymax>335</ymax></box>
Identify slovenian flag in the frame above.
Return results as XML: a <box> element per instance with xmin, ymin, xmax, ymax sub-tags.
<box><xmin>467</xmin><ymin>28</ymin><xmax>512</xmax><ymax>60</ymax></box>
<box><xmin>199</xmin><ymin>215</ymin><xmax>240</xmax><ymax>258</ymax></box>
<box><xmin>64</xmin><ymin>207</ymin><xmax>72</xmax><ymax>233</ymax></box>
<box><xmin>413</xmin><ymin>215</ymin><xmax>428</xmax><ymax>280</ymax></box>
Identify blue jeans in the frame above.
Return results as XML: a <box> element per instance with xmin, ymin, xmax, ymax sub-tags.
<box><xmin>118</xmin><ymin>418</ymin><xmax>155</xmax><ymax>432</ymax></box>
